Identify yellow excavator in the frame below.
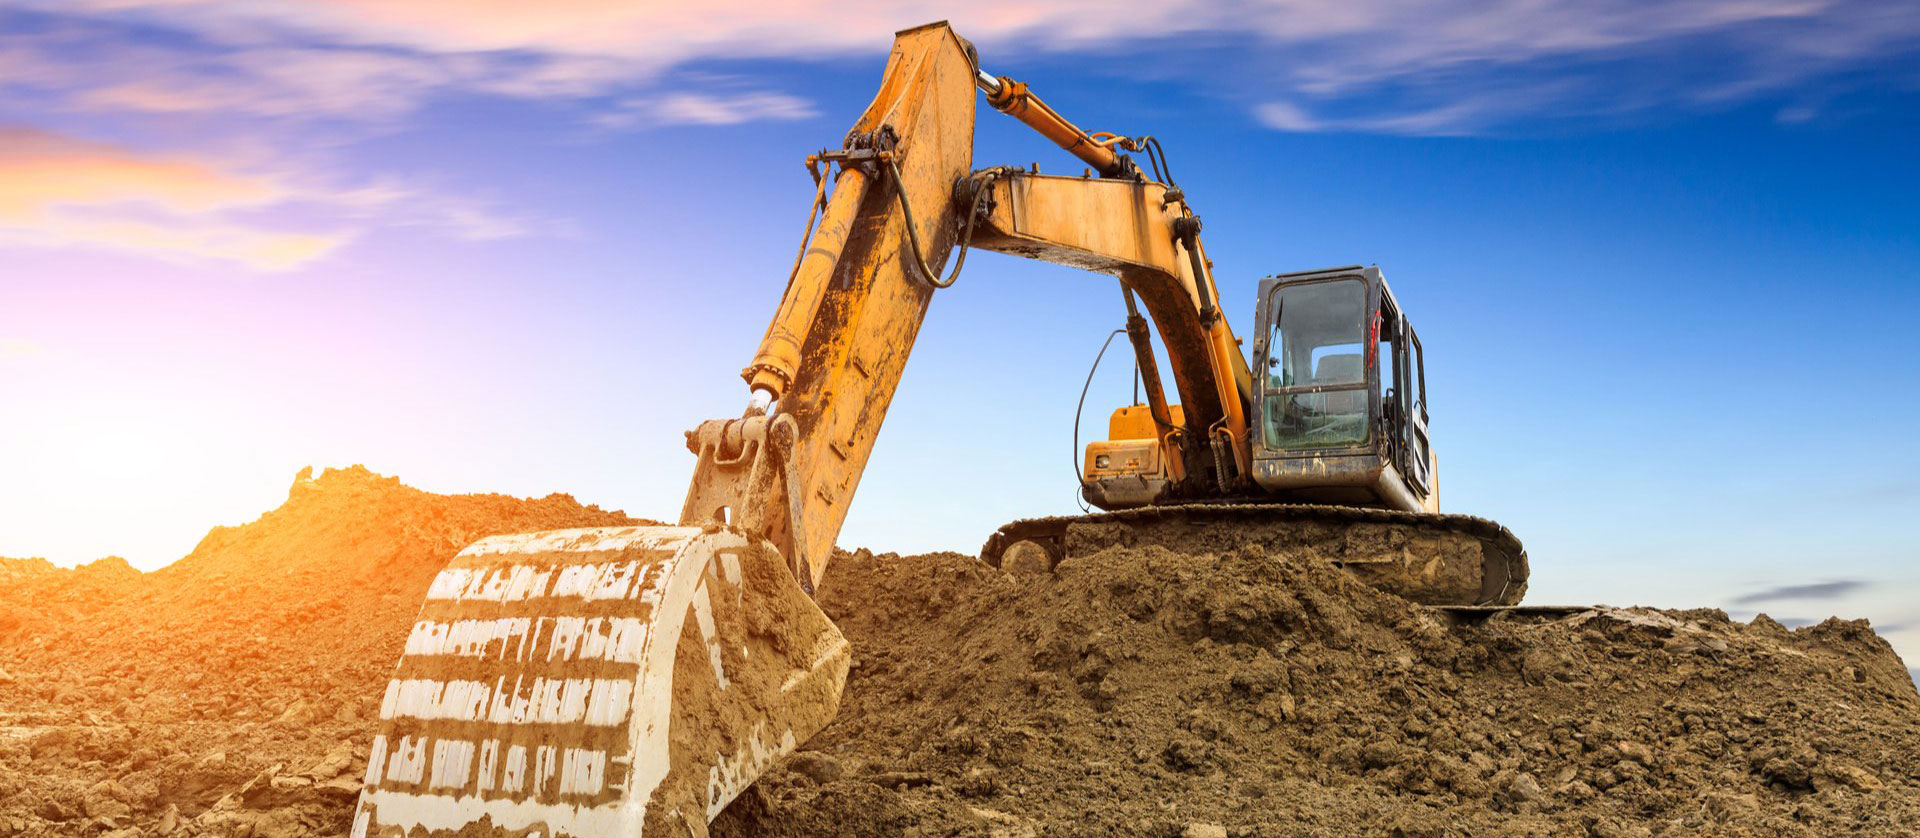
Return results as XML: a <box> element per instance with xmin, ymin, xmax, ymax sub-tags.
<box><xmin>352</xmin><ymin>22</ymin><xmax>1526</xmax><ymax>837</ymax></box>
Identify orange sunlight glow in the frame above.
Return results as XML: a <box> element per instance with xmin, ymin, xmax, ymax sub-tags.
<box><xmin>0</xmin><ymin>126</ymin><xmax>344</xmax><ymax>270</ymax></box>
<box><xmin>0</xmin><ymin>349</ymin><xmax>296</xmax><ymax>569</ymax></box>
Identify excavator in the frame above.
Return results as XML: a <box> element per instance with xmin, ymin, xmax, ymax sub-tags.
<box><xmin>352</xmin><ymin>22</ymin><xmax>1526</xmax><ymax>838</ymax></box>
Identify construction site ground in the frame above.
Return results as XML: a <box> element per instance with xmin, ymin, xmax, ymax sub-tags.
<box><xmin>1</xmin><ymin>467</ymin><xmax>1915</xmax><ymax>837</ymax></box>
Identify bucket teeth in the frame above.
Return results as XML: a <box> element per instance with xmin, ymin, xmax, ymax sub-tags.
<box><xmin>352</xmin><ymin>526</ymin><xmax>850</xmax><ymax>838</ymax></box>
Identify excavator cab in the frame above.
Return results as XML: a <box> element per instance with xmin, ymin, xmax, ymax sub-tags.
<box><xmin>1249</xmin><ymin>265</ymin><xmax>1437</xmax><ymax>512</ymax></box>
<box><xmin>1081</xmin><ymin>265</ymin><xmax>1438</xmax><ymax>514</ymax></box>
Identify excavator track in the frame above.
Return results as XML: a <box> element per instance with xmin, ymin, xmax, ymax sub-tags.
<box><xmin>981</xmin><ymin>503</ymin><xmax>1528</xmax><ymax>607</ymax></box>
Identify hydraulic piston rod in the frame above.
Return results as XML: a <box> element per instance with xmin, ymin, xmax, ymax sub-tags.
<box><xmin>743</xmin><ymin>166</ymin><xmax>873</xmax><ymax>402</ymax></box>
<box><xmin>975</xmin><ymin>68</ymin><xmax>1126</xmax><ymax>178</ymax></box>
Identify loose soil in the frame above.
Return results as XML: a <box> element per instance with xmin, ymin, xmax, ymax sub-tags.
<box><xmin>2</xmin><ymin>468</ymin><xmax>1915</xmax><ymax>837</ymax></box>
<box><xmin>0</xmin><ymin>467</ymin><xmax>639</xmax><ymax>837</ymax></box>
<box><xmin>715</xmin><ymin>548</ymin><xmax>1920</xmax><ymax>837</ymax></box>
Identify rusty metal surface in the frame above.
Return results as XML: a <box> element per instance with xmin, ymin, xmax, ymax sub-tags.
<box><xmin>980</xmin><ymin>503</ymin><xmax>1528</xmax><ymax>607</ymax></box>
<box><xmin>745</xmin><ymin>167</ymin><xmax>872</xmax><ymax>400</ymax></box>
<box><xmin>768</xmin><ymin>25</ymin><xmax>978</xmax><ymax>592</ymax></box>
<box><xmin>695</xmin><ymin>24</ymin><xmax>980</xmax><ymax>592</ymax></box>
<box><xmin>351</xmin><ymin>528</ymin><xmax>849</xmax><ymax>838</ymax></box>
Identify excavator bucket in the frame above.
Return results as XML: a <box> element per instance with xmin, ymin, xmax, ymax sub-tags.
<box><xmin>351</xmin><ymin>526</ymin><xmax>850</xmax><ymax>838</ymax></box>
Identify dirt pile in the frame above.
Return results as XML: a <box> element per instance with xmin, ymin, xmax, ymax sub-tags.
<box><xmin>713</xmin><ymin>546</ymin><xmax>1920</xmax><ymax>837</ymax></box>
<box><xmin>0</xmin><ymin>467</ymin><xmax>638</xmax><ymax>837</ymax></box>
<box><xmin>0</xmin><ymin>559</ymin><xmax>57</xmax><ymax>585</ymax></box>
<box><xmin>2</xmin><ymin>471</ymin><xmax>1916</xmax><ymax>837</ymax></box>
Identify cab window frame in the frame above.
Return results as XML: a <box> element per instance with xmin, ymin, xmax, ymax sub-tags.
<box><xmin>1259</xmin><ymin>275</ymin><xmax>1375</xmax><ymax>451</ymax></box>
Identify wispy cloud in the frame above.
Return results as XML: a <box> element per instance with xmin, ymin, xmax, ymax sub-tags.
<box><xmin>69</xmin><ymin>47</ymin><xmax>461</xmax><ymax>120</ymax></box>
<box><xmin>322</xmin><ymin>179</ymin><xmax>547</xmax><ymax>242</ymax></box>
<box><xmin>1257</xmin><ymin>94</ymin><xmax>1537</xmax><ymax>137</ymax></box>
<box><xmin>594</xmin><ymin>91</ymin><xmax>817</xmax><ymax>129</ymax></box>
<box><xmin>1</xmin><ymin>28</ymin><xmax>581</xmax><ymax>124</ymax></box>
<box><xmin>0</xmin><ymin>8</ymin><xmax>821</xmax><ymax>128</ymax></box>
<box><xmin>0</xmin><ymin>0</ymin><xmax>1910</xmax><ymax>152</ymax></box>
<box><xmin>1246</xmin><ymin>1</ymin><xmax>1920</xmax><ymax>134</ymax></box>
<box><xmin>0</xmin><ymin>126</ymin><xmax>345</xmax><ymax>270</ymax></box>
<box><xmin>0</xmin><ymin>0</ymin><xmax>1912</xmax><ymax>273</ymax></box>
<box><xmin>1731</xmin><ymin>579</ymin><xmax>1869</xmax><ymax>605</ymax></box>
<box><xmin>12</xmin><ymin>0</ymin><xmax>1202</xmax><ymax>66</ymax></box>
<box><xmin>12</xmin><ymin>0</ymin><xmax>1914</xmax><ymax>137</ymax></box>
<box><xmin>0</xmin><ymin>121</ymin><xmax>552</xmax><ymax>270</ymax></box>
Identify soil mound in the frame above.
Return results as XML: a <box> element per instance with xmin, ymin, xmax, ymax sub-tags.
<box><xmin>0</xmin><ymin>558</ymin><xmax>57</xmax><ymax>584</ymax></box>
<box><xmin>0</xmin><ymin>467</ymin><xmax>639</xmax><ymax>837</ymax></box>
<box><xmin>1</xmin><ymin>472</ymin><xmax>1915</xmax><ymax>837</ymax></box>
<box><xmin>712</xmin><ymin>546</ymin><xmax>1920</xmax><ymax>837</ymax></box>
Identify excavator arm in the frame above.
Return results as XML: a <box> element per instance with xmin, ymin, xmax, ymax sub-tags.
<box><xmin>688</xmin><ymin>23</ymin><xmax>1256</xmax><ymax>592</ymax></box>
<box><xmin>969</xmin><ymin>170</ymin><xmax>1257</xmax><ymax>494</ymax></box>
<box><xmin>352</xmin><ymin>22</ymin><xmax>1252</xmax><ymax>838</ymax></box>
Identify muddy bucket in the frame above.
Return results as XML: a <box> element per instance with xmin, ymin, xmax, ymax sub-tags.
<box><xmin>351</xmin><ymin>526</ymin><xmax>849</xmax><ymax>837</ymax></box>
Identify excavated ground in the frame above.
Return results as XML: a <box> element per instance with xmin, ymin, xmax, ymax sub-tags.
<box><xmin>1</xmin><ymin>468</ymin><xmax>1916</xmax><ymax>837</ymax></box>
<box><xmin>0</xmin><ymin>467</ymin><xmax>640</xmax><ymax>837</ymax></box>
<box><xmin>715</xmin><ymin>549</ymin><xmax>1920</xmax><ymax>837</ymax></box>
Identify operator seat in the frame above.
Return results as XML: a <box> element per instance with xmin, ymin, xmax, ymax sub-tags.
<box><xmin>1312</xmin><ymin>353</ymin><xmax>1366</xmax><ymax>418</ymax></box>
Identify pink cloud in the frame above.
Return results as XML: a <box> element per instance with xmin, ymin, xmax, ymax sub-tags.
<box><xmin>0</xmin><ymin>126</ymin><xmax>346</xmax><ymax>270</ymax></box>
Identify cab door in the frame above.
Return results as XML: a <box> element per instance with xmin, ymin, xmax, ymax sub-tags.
<box><xmin>1403</xmin><ymin>326</ymin><xmax>1433</xmax><ymax>494</ymax></box>
<box><xmin>1373</xmin><ymin>291</ymin><xmax>1406</xmax><ymax>472</ymax></box>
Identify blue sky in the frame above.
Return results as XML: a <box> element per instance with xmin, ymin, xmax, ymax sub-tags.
<box><xmin>1</xmin><ymin>1</ymin><xmax>1916</xmax><ymax>674</ymax></box>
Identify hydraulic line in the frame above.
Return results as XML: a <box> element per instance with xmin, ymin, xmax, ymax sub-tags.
<box><xmin>886</xmin><ymin>163</ymin><xmax>1008</xmax><ymax>290</ymax></box>
<box><xmin>1072</xmin><ymin>327</ymin><xmax>1128</xmax><ymax>511</ymax></box>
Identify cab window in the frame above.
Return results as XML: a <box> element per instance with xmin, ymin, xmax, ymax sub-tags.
<box><xmin>1264</xmin><ymin>278</ymin><xmax>1369</xmax><ymax>449</ymax></box>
